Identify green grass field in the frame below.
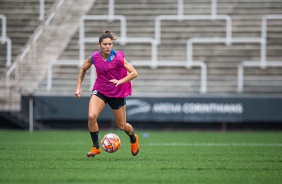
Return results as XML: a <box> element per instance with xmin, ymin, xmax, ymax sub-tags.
<box><xmin>0</xmin><ymin>130</ymin><xmax>281</xmax><ymax>184</ymax></box>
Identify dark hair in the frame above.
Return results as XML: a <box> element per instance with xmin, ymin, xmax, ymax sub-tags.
<box><xmin>99</xmin><ymin>29</ymin><xmax>118</xmax><ymax>43</ymax></box>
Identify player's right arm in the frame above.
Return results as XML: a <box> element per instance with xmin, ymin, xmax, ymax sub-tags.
<box><xmin>75</xmin><ymin>57</ymin><xmax>92</xmax><ymax>98</ymax></box>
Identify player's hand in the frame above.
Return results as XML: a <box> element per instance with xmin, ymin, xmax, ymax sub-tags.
<box><xmin>75</xmin><ymin>88</ymin><xmax>81</xmax><ymax>98</ymax></box>
<box><xmin>109</xmin><ymin>79</ymin><xmax>121</xmax><ymax>86</ymax></box>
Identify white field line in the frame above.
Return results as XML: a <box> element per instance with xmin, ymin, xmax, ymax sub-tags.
<box><xmin>143</xmin><ymin>143</ymin><xmax>282</xmax><ymax>147</ymax></box>
<box><xmin>0</xmin><ymin>142</ymin><xmax>281</xmax><ymax>147</ymax></box>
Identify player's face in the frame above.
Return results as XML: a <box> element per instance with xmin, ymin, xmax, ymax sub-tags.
<box><xmin>99</xmin><ymin>38</ymin><xmax>113</xmax><ymax>55</ymax></box>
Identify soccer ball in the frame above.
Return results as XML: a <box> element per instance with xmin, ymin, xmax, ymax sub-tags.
<box><xmin>101</xmin><ymin>133</ymin><xmax>121</xmax><ymax>153</ymax></box>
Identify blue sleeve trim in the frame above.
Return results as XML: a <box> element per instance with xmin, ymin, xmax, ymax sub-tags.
<box><xmin>90</xmin><ymin>54</ymin><xmax>94</xmax><ymax>64</ymax></box>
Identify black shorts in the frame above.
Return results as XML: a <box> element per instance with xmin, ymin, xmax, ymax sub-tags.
<box><xmin>91</xmin><ymin>90</ymin><xmax>126</xmax><ymax>109</ymax></box>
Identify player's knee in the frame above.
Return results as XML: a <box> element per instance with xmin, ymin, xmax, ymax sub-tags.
<box><xmin>88</xmin><ymin>113</ymin><xmax>98</xmax><ymax>122</ymax></box>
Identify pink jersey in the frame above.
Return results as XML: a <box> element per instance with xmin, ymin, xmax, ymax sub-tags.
<box><xmin>90</xmin><ymin>50</ymin><xmax>132</xmax><ymax>98</ymax></box>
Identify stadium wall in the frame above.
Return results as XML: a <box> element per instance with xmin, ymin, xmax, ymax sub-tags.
<box><xmin>18</xmin><ymin>95</ymin><xmax>282</xmax><ymax>130</ymax></box>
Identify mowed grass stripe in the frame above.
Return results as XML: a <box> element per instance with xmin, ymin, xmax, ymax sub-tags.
<box><xmin>143</xmin><ymin>143</ymin><xmax>282</xmax><ymax>147</ymax></box>
<box><xmin>1</xmin><ymin>142</ymin><xmax>282</xmax><ymax>147</ymax></box>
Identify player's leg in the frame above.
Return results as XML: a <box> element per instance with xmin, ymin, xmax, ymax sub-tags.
<box><xmin>87</xmin><ymin>93</ymin><xmax>106</xmax><ymax>157</ymax></box>
<box><xmin>113</xmin><ymin>105</ymin><xmax>139</xmax><ymax>156</ymax></box>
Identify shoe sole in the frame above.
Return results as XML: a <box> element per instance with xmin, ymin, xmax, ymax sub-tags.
<box><xmin>87</xmin><ymin>152</ymin><xmax>100</xmax><ymax>157</ymax></box>
<box><xmin>87</xmin><ymin>154</ymin><xmax>96</xmax><ymax>157</ymax></box>
<box><xmin>132</xmin><ymin>148</ymin><xmax>139</xmax><ymax>156</ymax></box>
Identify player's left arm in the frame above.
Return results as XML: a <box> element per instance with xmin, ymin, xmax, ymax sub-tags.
<box><xmin>109</xmin><ymin>59</ymin><xmax>138</xmax><ymax>86</ymax></box>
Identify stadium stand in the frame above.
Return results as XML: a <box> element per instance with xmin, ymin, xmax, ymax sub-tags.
<box><xmin>0</xmin><ymin>0</ymin><xmax>95</xmax><ymax>110</ymax></box>
<box><xmin>0</xmin><ymin>0</ymin><xmax>58</xmax><ymax>110</ymax></box>
<box><xmin>0</xmin><ymin>0</ymin><xmax>55</xmax><ymax>71</ymax></box>
<box><xmin>35</xmin><ymin>0</ymin><xmax>282</xmax><ymax>97</ymax></box>
<box><xmin>0</xmin><ymin>0</ymin><xmax>282</xmax><ymax>121</ymax></box>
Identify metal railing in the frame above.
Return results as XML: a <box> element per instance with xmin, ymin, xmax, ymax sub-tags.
<box><xmin>237</xmin><ymin>61</ymin><xmax>282</xmax><ymax>93</ymax></box>
<box><xmin>6</xmin><ymin>0</ymin><xmax>67</xmax><ymax>96</ymax></box>
<box><xmin>48</xmin><ymin>0</ymin><xmax>282</xmax><ymax>94</ymax></box>
<box><xmin>39</xmin><ymin>0</ymin><xmax>66</xmax><ymax>21</ymax></box>
<box><xmin>79</xmin><ymin>0</ymin><xmax>118</xmax><ymax>65</ymax></box>
<box><xmin>0</xmin><ymin>14</ymin><xmax>12</xmax><ymax>67</ymax></box>
<box><xmin>155</xmin><ymin>15</ymin><xmax>232</xmax><ymax>45</ymax></box>
<box><xmin>47</xmin><ymin>60</ymin><xmax>79</xmax><ymax>90</ymax></box>
<box><xmin>185</xmin><ymin>37</ymin><xmax>265</xmax><ymax>94</ymax></box>
<box><xmin>54</xmin><ymin>0</ymin><xmax>221</xmax><ymax>94</ymax></box>
<box><xmin>187</xmin><ymin>37</ymin><xmax>265</xmax><ymax>67</ymax></box>
<box><xmin>177</xmin><ymin>0</ymin><xmax>217</xmax><ymax>17</ymax></box>
<box><xmin>155</xmin><ymin>0</ymin><xmax>228</xmax><ymax>45</ymax></box>
<box><xmin>79</xmin><ymin>15</ymin><xmax>127</xmax><ymax>65</ymax></box>
<box><xmin>0</xmin><ymin>14</ymin><xmax>6</xmax><ymax>44</ymax></box>
<box><xmin>237</xmin><ymin>15</ymin><xmax>282</xmax><ymax>92</ymax></box>
<box><xmin>39</xmin><ymin>0</ymin><xmax>45</xmax><ymax>21</ymax></box>
<box><xmin>1</xmin><ymin>0</ymin><xmax>59</xmax><ymax>68</ymax></box>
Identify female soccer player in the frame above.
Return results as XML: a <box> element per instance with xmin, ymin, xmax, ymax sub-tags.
<box><xmin>75</xmin><ymin>29</ymin><xmax>139</xmax><ymax>157</ymax></box>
